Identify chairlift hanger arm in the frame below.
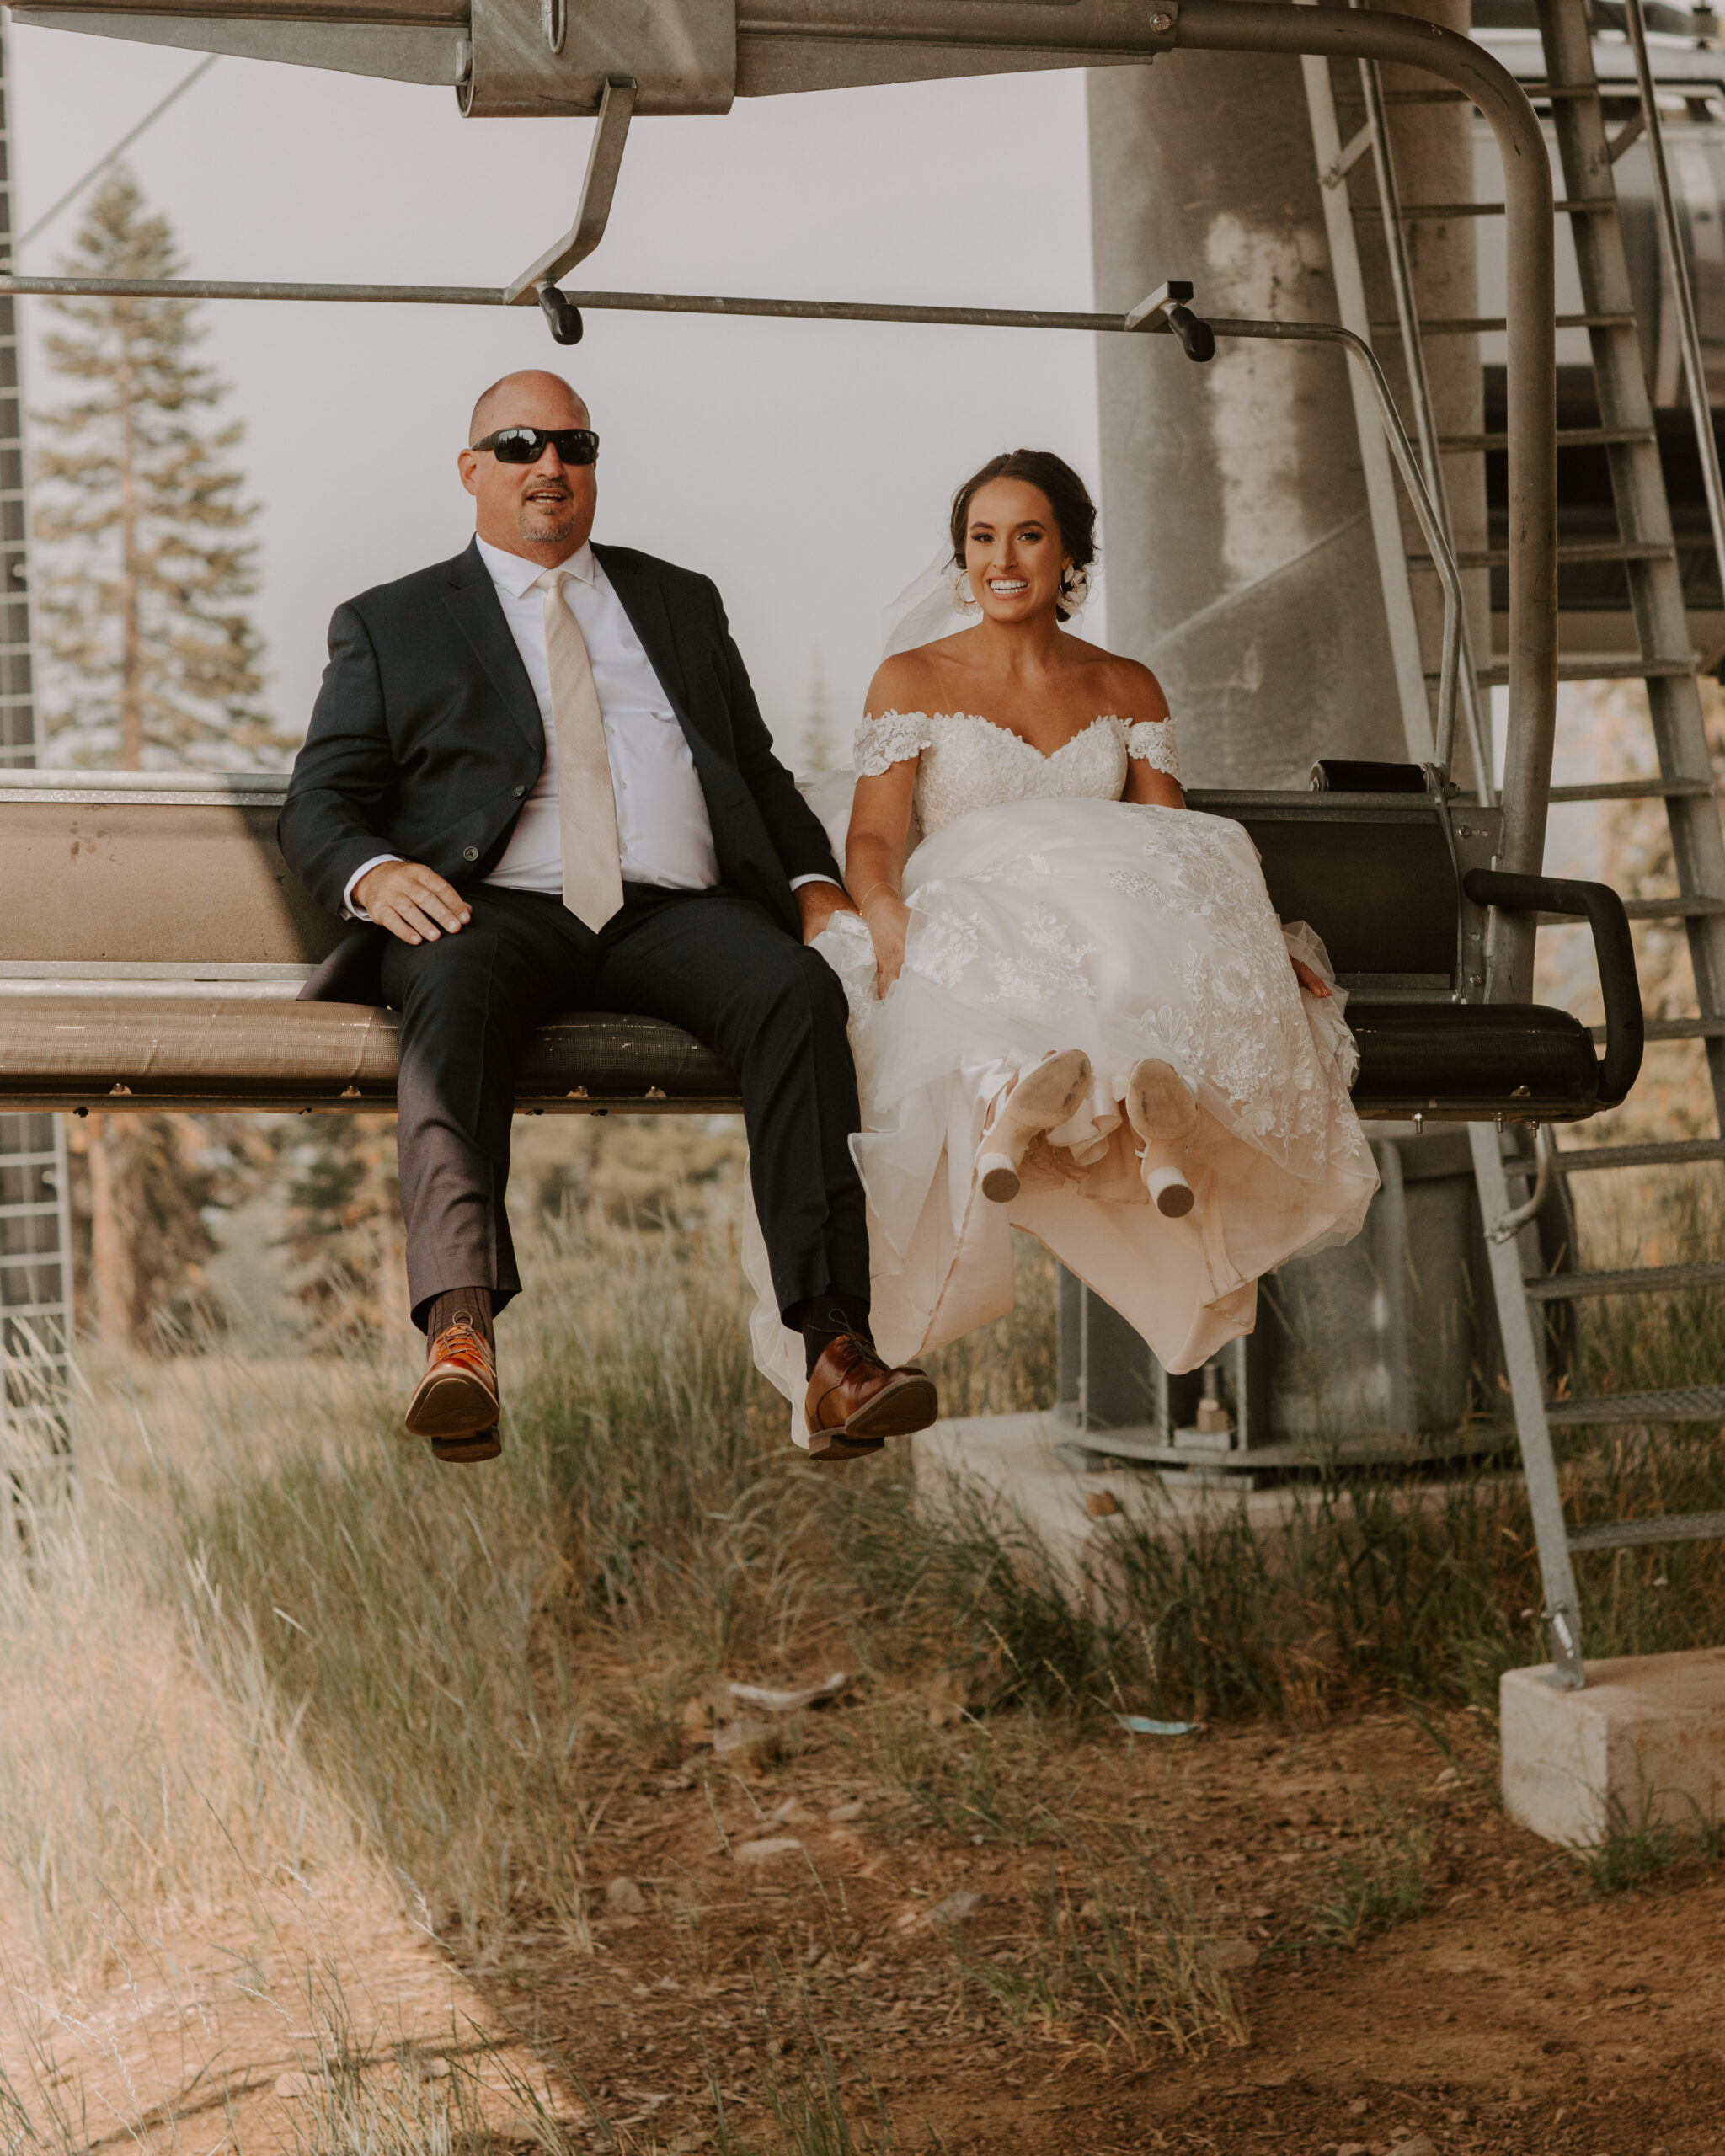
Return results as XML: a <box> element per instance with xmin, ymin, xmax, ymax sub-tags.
<box><xmin>502</xmin><ymin>74</ymin><xmax>635</xmax><ymax>317</ymax></box>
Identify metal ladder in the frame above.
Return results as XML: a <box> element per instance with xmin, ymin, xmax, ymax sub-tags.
<box><xmin>1306</xmin><ymin>0</ymin><xmax>1725</xmax><ymax>1689</ymax></box>
<box><xmin>0</xmin><ymin>16</ymin><xmax>73</xmax><ymax>1488</ymax></box>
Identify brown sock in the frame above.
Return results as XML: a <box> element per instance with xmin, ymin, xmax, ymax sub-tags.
<box><xmin>425</xmin><ymin>1287</ymin><xmax>494</xmax><ymax>1353</ymax></box>
<box><xmin>797</xmin><ymin>1294</ymin><xmax>873</xmax><ymax>1379</ymax></box>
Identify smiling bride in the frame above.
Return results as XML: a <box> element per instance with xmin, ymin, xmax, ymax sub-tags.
<box><xmin>745</xmin><ymin>448</ymin><xmax>1379</xmax><ymax>1433</ymax></box>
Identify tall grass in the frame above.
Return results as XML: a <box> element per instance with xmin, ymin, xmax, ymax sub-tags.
<box><xmin>8</xmin><ymin>1151</ymin><xmax>1725</xmax><ymax>1999</ymax></box>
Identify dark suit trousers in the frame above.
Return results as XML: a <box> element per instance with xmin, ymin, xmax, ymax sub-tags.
<box><xmin>378</xmin><ymin>883</ymin><xmax>869</xmax><ymax>1331</ymax></box>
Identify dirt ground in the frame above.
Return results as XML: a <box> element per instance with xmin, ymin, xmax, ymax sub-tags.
<box><xmin>463</xmin><ymin>1698</ymin><xmax>1725</xmax><ymax>2156</ymax></box>
<box><xmin>13</xmin><ymin>1696</ymin><xmax>1725</xmax><ymax>2153</ymax></box>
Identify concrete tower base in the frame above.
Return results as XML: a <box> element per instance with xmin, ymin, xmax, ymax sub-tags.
<box><xmin>1501</xmin><ymin>1650</ymin><xmax>1725</xmax><ymax>1846</ymax></box>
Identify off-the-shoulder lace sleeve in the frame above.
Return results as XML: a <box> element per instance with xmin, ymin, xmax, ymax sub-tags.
<box><xmin>855</xmin><ymin>710</ymin><xmax>934</xmax><ymax>778</ymax></box>
<box><xmin>1125</xmin><ymin>717</ymin><xmax>1181</xmax><ymax>783</ymax></box>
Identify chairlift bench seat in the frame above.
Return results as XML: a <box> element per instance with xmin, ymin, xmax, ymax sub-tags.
<box><xmin>0</xmin><ymin>770</ymin><xmax>1640</xmax><ymax>1122</ymax></box>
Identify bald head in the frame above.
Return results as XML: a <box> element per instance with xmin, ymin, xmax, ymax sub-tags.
<box><xmin>468</xmin><ymin>369</ymin><xmax>590</xmax><ymax>447</ymax></box>
<box><xmin>458</xmin><ymin>369</ymin><xmax>599</xmax><ymax>567</ymax></box>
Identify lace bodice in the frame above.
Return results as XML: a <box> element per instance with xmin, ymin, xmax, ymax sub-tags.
<box><xmin>854</xmin><ymin>711</ymin><xmax>1181</xmax><ymax>840</ymax></box>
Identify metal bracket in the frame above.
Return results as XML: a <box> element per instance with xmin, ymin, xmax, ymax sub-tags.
<box><xmin>1489</xmin><ymin>1123</ymin><xmax>1555</xmax><ymax>1243</ymax></box>
<box><xmin>1321</xmin><ymin>122</ymin><xmax>1373</xmax><ymax>190</ymax></box>
<box><xmin>1124</xmin><ymin>279</ymin><xmax>1216</xmax><ymax>361</ymax></box>
<box><xmin>504</xmin><ymin>75</ymin><xmax>636</xmax><ymax>321</ymax></box>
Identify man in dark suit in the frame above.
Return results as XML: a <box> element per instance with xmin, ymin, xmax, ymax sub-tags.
<box><xmin>280</xmin><ymin>369</ymin><xmax>936</xmax><ymax>1465</ymax></box>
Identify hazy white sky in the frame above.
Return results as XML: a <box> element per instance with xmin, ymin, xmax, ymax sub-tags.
<box><xmin>8</xmin><ymin>24</ymin><xmax>1103</xmax><ymax>768</ymax></box>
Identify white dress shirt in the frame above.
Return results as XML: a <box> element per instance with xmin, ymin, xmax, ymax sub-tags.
<box><xmin>343</xmin><ymin>535</ymin><xmax>836</xmax><ymax>917</ymax></box>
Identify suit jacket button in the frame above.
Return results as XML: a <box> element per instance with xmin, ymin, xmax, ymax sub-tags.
<box><xmin>514</xmin><ymin>784</ymin><xmax>526</xmax><ymax>797</ymax></box>
<box><xmin>462</xmin><ymin>846</ymin><xmax>479</xmax><ymax>862</ymax></box>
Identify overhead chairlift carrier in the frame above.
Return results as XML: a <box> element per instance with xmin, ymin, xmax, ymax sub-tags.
<box><xmin>0</xmin><ymin>0</ymin><xmax>1652</xmax><ymax>1682</ymax></box>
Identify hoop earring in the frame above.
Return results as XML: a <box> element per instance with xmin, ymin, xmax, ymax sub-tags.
<box><xmin>951</xmin><ymin>567</ymin><xmax>981</xmax><ymax>616</ymax></box>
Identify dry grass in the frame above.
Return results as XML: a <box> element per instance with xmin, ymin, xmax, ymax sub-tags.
<box><xmin>4</xmin><ymin>1123</ymin><xmax>1725</xmax><ymax>2144</ymax></box>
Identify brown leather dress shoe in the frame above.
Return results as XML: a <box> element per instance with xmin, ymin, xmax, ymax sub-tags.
<box><xmin>405</xmin><ymin>1320</ymin><xmax>501</xmax><ymax>1465</ymax></box>
<box><xmin>804</xmin><ymin>1332</ymin><xmax>939</xmax><ymax>1463</ymax></box>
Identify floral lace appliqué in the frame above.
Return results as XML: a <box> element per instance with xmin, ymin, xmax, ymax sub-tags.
<box><xmin>864</xmin><ymin>712</ymin><xmax>1143</xmax><ymax>840</ymax></box>
<box><xmin>854</xmin><ymin>710</ymin><xmax>935</xmax><ymax>777</ymax></box>
<box><xmin>1125</xmin><ymin>718</ymin><xmax>1181</xmax><ymax>782</ymax></box>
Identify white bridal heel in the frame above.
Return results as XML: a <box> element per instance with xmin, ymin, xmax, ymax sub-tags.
<box><xmin>1124</xmin><ymin>1058</ymin><xmax>1199</xmax><ymax>1218</ymax></box>
<box><xmin>977</xmin><ymin>1049</ymin><xmax>1093</xmax><ymax>1204</ymax></box>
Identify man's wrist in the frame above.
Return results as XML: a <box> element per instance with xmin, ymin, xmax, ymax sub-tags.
<box><xmin>344</xmin><ymin>851</ymin><xmax>402</xmax><ymax>921</ymax></box>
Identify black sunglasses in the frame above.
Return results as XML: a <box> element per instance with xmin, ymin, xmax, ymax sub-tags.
<box><xmin>471</xmin><ymin>425</ymin><xmax>600</xmax><ymax>466</ymax></box>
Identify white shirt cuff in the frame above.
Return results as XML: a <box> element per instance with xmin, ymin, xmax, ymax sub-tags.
<box><xmin>789</xmin><ymin>873</ymin><xmax>844</xmax><ymax>893</ymax></box>
<box><xmin>343</xmin><ymin>853</ymin><xmax>402</xmax><ymax>921</ymax></box>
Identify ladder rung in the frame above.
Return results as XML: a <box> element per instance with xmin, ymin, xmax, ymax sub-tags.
<box><xmin>1525</xmin><ymin>1261</ymin><xmax>1725</xmax><ymax>1300</ymax></box>
<box><xmin>1562</xmin><ymin>1389</ymin><xmax>1725</xmax><ymax>1426</ymax></box>
<box><xmin>1439</xmin><ymin>426</ymin><xmax>1657</xmax><ymax>452</ymax></box>
<box><xmin>1553</xmin><ymin>1138</ymin><xmax>1725</xmax><ymax>1172</ymax></box>
<box><xmin>1333</xmin><ymin>86</ymin><xmax>1470</xmax><ymax>104</ymax></box>
<box><xmin>1354</xmin><ymin>199</ymin><xmax>1610</xmax><ymax>220</ymax></box>
<box><xmin>1594</xmin><ymin>1017</ymin><xmax>1725</xmax><ymax>1042</ymax></box>
<box><xmin>1550</xmin><ymin>777</ymin><xmax>1716</xmax><ymax>803</ymax></box>
<box><xmin>1621</xmin><ymin>895</ymin><xmax>1725</xmax><ymax>920</ymax></box>
<box><xmin>1546</xmin><ymin>898</ymin><xmax>1725</xmax><ymax>921</ymax></box>
<box><xmin>1411</xmin><ymin>540</ymin><xmax>1675</xmax><ymax>572</ymax></box>
<box><xmin>1459</xmin><ymin>659</ymin><xmax>1701</xmax><ymax>686</ymax></box>
<box><xmin>1374</xmin><ymin>313</ymin><xmax>1637</xmax><ymax>336</ymax></box>
<box><xmin>1569</xmin><ymin>1508</ymin><xmax>1725</xmax><ymax>1551</ymax></box>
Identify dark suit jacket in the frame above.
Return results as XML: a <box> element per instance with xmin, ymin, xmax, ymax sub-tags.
<box><xmin>280</xmin><ymin>537</ymin><xmax>844</xmax><ymax>1003</ymax></box>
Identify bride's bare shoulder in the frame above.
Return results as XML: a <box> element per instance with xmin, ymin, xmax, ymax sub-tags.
<box><xmin>1068</xmin><ymin>641</ymin><xmax>1170</xmax><ymax>723</ymax></box>
<box><xmin>864</xmin><ymin>638</ymin><xmax>968</xmax><ymax>717</ymax></box>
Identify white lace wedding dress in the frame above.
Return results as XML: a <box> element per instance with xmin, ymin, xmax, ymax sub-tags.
<box><xmin>743</xmin><ymin>710</ymin><xmax>1379</xmax><ymax>1431</ymax></box>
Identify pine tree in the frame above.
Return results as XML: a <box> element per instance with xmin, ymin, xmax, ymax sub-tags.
<box><xmin>35</xmin><ymin>167</ymin><xmax>289</xmax><ymax>1353</ymax></box>
<box><xmin>274</xmin><ymin>1115</ymin><xmax>410</xmax><ymax>1346</ymax></box>
<box><xmin>64</xmin><ymin>1111</ymin><xmax>252</xmax><ymax>1351</ymax></box>
<box><xmin>32</xmin><ymin>163</ymin><xmax>289</xmax><ymax>768</ymax></box>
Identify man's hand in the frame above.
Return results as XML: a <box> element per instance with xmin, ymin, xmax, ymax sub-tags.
<box><xmin>355</xmin><ymin>860</ymin><xmax>473</xmax><ymax>946</ymax></box>
<box><xmin>795</xmin><ymin>878</ymin><xmax>859</xmax><ymax>945</ymax></box>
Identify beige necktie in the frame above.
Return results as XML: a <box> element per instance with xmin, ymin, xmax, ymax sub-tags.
<box><xmin>534</xmin><ymin>566</ymin><xmax>623</xmax><ymax>933</ymax></box>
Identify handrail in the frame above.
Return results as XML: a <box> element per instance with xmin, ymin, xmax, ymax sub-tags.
<box><xmin>1464</xmin><ymin>868</ymin><xmax>1645</xmax><ymax>1106</ymax></box>
<box><xmin>1172</xmin><ymin>2</ymin><xmax>1556</xmax><ymax>999</ymax></box>
<box><xmin>1621</xmin><ymin>0</ymin><xmax>1725</xmax><ymax>625</ymax></box>
<box><xmin>1353</xmin><ymin>29</ymin><xmax>1494</xmax><ymax>806</ymax></box>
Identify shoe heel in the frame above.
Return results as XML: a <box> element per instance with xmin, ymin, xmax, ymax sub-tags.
<box><xmin>1125</xmin><ymin>1058</ymin><xmax>1199</xmax><ymax>1219</ymax></box>
<box><xmin>979</xmin><ymin>1150</ymin><xmax>1021</xmax><ymax>1204</ymax></box>
<box><xmin>978</xmin><ymin>1049</ymin><xmax>1093</xmax><ymax>1205</ymax></box>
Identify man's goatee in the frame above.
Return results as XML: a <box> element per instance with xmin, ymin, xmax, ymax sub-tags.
<box><xmin>521</xmin><ymin>509</ymin><xmax>579</xmax><ymax>544</ymax></box>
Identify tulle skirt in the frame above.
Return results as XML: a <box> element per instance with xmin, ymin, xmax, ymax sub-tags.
<box><xmin>744</xmin><ymin>796</ymin><xmax>1379</xmax><ymax>1430</ymax></box>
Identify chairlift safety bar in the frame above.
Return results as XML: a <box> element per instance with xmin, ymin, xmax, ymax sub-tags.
<box><xmin>0</xmin><ymin>283</ymin><xmax>1472</xmax><ymax>775</ymax></box>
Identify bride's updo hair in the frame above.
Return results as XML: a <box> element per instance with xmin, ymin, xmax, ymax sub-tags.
<box><xmin>949</xmin><ymin>449</ymin><xmax>1097</xmax><ymax>621</ymax></box>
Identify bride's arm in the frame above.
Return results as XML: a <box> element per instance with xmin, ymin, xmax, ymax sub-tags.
<box><xmin>846</xmin><ymin>668</ymin><xmax>927</xmax><ymax>997</ymax></box>
<box><xmin>846</xmin><ymin>762</ymin><xmax>917</xmax><ymax>998</ymax></box>
<box><xmin>1114</xmin><ymin>661</ymin><xmax>1185</xmax><ymax>810</ymax></box>
<box><xmin>1124</xmin><ymin>751</ymin><xmax>1184</xmax><ymax>810</ymax></box>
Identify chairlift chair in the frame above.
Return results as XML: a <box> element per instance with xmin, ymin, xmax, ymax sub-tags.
<box><xmin>0</xmin><ymin>3</ymin><xmax>1640</xmax><ymax>1126</ymax></box>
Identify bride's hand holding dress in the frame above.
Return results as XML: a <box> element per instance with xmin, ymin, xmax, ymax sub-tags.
<box><xmin>740</xmin><ymin>451</ymin><xmax>1378</xmax><ymax>1431</ymax></box>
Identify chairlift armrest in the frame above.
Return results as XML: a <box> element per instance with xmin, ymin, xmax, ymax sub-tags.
<box><xmin>1461</xmin><ymin>868</ymin><xmax>1644</xmax><ymax>1109</ymax></box>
